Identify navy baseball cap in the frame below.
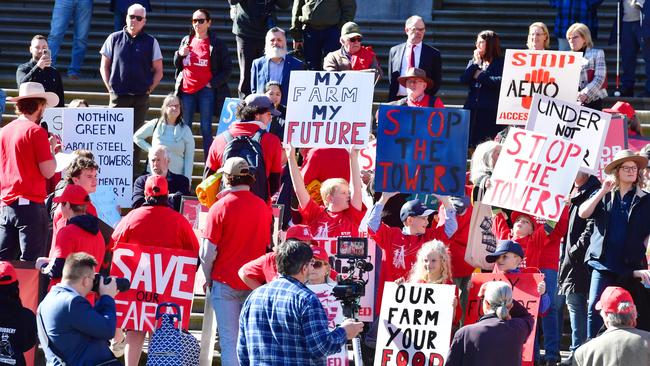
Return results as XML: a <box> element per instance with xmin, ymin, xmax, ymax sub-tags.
<box><xmin>399</xmin><ymin>199</ymin><xmax>436</xmax><ymax>222</ymax></box>
<box><xmin>244</xmin><ymin>94</ymin><xmax>281</xmax><ymax>117</ymax></box>
<box><xmin>485</xmin><ymin>240</ymin><xmax>525</xmax><ymax>263</ymax></box>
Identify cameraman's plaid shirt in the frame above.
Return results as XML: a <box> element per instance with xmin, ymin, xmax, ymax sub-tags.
<box><xmin>237</xmin><ymin>275</ymin><xmax>347</xmax><ymax>365</ymax></box>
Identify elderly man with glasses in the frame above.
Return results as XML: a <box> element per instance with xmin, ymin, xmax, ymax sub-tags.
<box><xmin>323</xmin><ymin>22</ymin><xmax>382</xmax><ymax>82</ymax></box>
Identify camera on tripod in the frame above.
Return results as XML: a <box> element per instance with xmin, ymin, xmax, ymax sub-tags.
<box><xmin>332</xmin><ymin>237</ymin><xmax>373</xmax><ymax>318</ymax></box>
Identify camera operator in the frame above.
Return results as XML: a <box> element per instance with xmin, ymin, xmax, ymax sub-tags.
<box><xmin>37</xmin><ymin>252</ymin><xmax>120</xmax><ymax>365</ymax></box>
<box><xmin>238</xmin><ymin>240</ymin><xmax>364</xmax><ymax>365</ymax></box>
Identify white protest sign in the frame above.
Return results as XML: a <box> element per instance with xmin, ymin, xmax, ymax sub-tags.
<box><xmin>526</xmin><ymin>94</ymin><xmax>611</xmax><ymax>174</ymax></box>
<box><xmin>89</xmin><ymin>186</ymin><xmax>122</xmax><ymax>228</ymax></box>
<box><xmin>483</xmin><ymin>128</ymin><xmax>582</xmax><ymax>221</ymax></box>
<box><xmin>307</xmin><ymin>283</ymin><xmax>349</xmax><ymax>366</ymax></box>
<box><xmin>61</xmin><ymin>108</ymin><xmax>133</xmax><ymax>207</ymax></box>
<box><xmin>285</xmin><ymin>71</ymin><xmax>374</xmax><ymax>148</ymax></box>
<box><xmin>358</xmin><ymin>139</ymin><xmax>376</xmax><ymax>171</ymax></box>
<box><xmin>497</xmin><ymin>50</ymin><xmax>581</xmax><ymax>125</ymax></box>
<box><xmin>374</xmin><ymin>282</ymin><xmax>455</xmax><ymax>366</ymax></box>
<box><xmin>42</xmin><ymin>107</ymin><xmax>64</xmax><ymax>135</ymax></box>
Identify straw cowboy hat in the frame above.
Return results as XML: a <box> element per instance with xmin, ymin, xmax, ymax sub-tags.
<box><xmin>8</xmin><ymin>82</ymin><xmax>59</xmax><ymax>108</ymax></box>
<box><xmin>398</xmin><ymin>67</ymin><xmax>434</xmax><ymax>90</ymax></box>
<box><xmin>604</xmin><ymin>149</ymin><xmax>648</xmax><ymax>175</ymax></box>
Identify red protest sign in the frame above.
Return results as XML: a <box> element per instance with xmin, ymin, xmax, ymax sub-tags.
<box><xmin>596</xmin><ymin>118</ymin><xmax>627</xmax><ymax>180</ymax></box>
<box><xmin>627</xmin><ymin>134</ymin><xmax>650</xmax><ymax>152</ymax></box>
<box><xmin>464</xmin><ymin>272</ymin><xmax>544</xmax><ymax>363</ymax></box>
<box><xmin>110</xmin><ymin>243</ymin><xmax>197</xmax><ymax>332</ymax></box>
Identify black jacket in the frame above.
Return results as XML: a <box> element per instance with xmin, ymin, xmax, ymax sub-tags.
<box><xmin>16</xmin><ymin>60</ymin><xmax>65</xmax><ymax>107</ymax></box>
<box><xmin>229</xmin><ymin>0</ymin><xmax>291</xmax><ymax>39</ymax></box>
<box><xmin>460</xmin><ymin>57</ymin><xmax>504</xmax><ymax>111</ymax></box>
<box><xmin>558</xmin><ymin>175</ymin><xmax>601</xmax><ymax>295</ymax></box>
<box><xmin>132</xmin><ymin>171</ymin><xmax>190</xmax><ymax>212</ymax></box>
<box><xmin>387</xmin><ymin>42</ymin><xmax>442</xmax><ymax>101</ymax></box>
<box><xmin>0</xmin><ymin>294</ymin><xmax>37</xmax><ymax>366</ymax></box>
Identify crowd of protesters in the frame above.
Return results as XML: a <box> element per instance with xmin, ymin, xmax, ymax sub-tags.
<box><xmin>1</xmin><ymin>1</ymin><xmax>650</xmax><ymax>366</ymax></box>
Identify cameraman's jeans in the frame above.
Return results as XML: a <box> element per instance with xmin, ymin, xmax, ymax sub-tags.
<box><xmin>211</xmin><ymin>281</ymin><xmax>250</xmax><ymax>366</ymax></box>
<box><xmin>48</xmin><ymin>0</ymin><xmax>93</xmax><ymax>76</ymax></box>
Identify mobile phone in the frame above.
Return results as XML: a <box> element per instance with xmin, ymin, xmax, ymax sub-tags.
<box><xmin>42</xmin><ymin>49</ymin><xmax>50</xmax><ymax>57</ymax></box>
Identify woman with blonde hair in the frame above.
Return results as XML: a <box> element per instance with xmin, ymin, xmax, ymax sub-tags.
<box><xmin>527</xmin><ymin>22</ymin><xmax>550</xmax><ymax>50</ymax></box>
<box><xmin>566</xmin><ymin>23</ymin><xmax>607</xmax><ymax>110</ymax></box>
<box><xmin>407</xmin><ymin>240</ymin><xmax>452</xmax><ymax>284</ymax></box>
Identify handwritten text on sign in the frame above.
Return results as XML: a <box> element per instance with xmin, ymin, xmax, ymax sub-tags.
<box><xmin>497</xmin><ymin>50</ymin><xmax>581</xmax><ymax>125</ymax></box>
<box><xmin>465</xmin><ymin>273</ymin><xmax>544</xmax><ymax>363</ymax></box>
<box><xmin>285</xmin><ymin>71</ymin><xmax>374</xmax><ymax>148</ymax></box>
<box><xmin>61</xmin><ymin>108</ymin><xmax>133</xmax><ymax>208</ymax></box>
<box><xmin>374</xmin><ymin>283</ymin><xmax>455</xmax><ymax>366</ymax></box>
<box><xmin>483</xmin><ymin>128</ymin><xmax>581</xmax><ymax>220</ymax></box>
<box><xmin>526</xmin><ymin>94</ymin><xmax>611</xmax><ymax>174</ymax></box>
<box><xmin>374</xmin><ymin>105</ymin><xmax>469</xmax><ymax>196</ymax></box>
<box><xmin>111</xmin><ymin>243</ymin><xmax>196</xmax><ymax>332</ymax></box>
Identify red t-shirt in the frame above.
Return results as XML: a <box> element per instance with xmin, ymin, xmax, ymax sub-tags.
<box><xmin>407</xmin><ymin>94</ymin><xmax>445</xmax><ymax>109</ymax></box>
<box><xmin>492</xmin><ymin>213</ymin><xmax>547</xmax><ymax>269</ymax></box>
<box><xmin>301</xmin><ymin>148</ymin><xmax>351</xmax><ymax>185</ymax></box>
<box><xmin>111</xmin><ymin>205</ymin><xmax>199</xmax><ymax>252</ymax></box>
<box><xmin>0</xmin><ymin>117</ymin><xmax>54</xmax><ymax>204</ymax></box>
<box><xmin>300</xmin><ymin>199</ymin><xmax>364</xmax><ymax>240</ymax></box>
<box><xmin>538</xmin><ymin>207</ymin><xmax>569</xmax><ymax>271</ymax></box>
<box><xmin>203</xmin><ymin>190</ymin><xmax>272</xmax><ymax>290</ymax></box>
<box><xmin>182</xmin><ymin>36</ymin><xmax>212</xmax><ymax>94</ymax></box>
<box><xmin>50</xmin><ymin>202</ymin><xmax>98</xmax><ymax>257</ymax></box>
<box><xmin>49</xmin><ymin>219</ymin><xmax>105</xmax><ymax>287</ymax></box>
<box><xmin>206</xmin><ymin>122</ymin><xmax>283</xmax><ymax>178</ymax></box>
<box><xmin>370</xmin><ymin>223</ymin><xmax>449</xmax><ymax>315</ymax></box>
<box><xmin>241</xmin><ymin>252</ymin><xmax>278</xmax><ymax>285</ymax></box>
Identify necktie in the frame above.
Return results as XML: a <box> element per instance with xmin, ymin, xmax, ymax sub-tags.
<box><xmin>408</xmin><ymin>44</ymin><xmax>416</xmax><ymax>69</ymax></box>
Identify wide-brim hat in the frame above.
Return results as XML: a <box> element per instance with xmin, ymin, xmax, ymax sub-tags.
<box><xmin>398</xmin><ymin>67</ymin><xmax>433</xmax><ymax>90</ymax></box>
<box><xmin>8</xmin><ymin>82</ymin><xmax>59</xmax><ymax>108</ymax></box>
<box><xmin>604</xmin><ymin>149</ymin><xmax>648</xmax><ymax>175</ymax></box>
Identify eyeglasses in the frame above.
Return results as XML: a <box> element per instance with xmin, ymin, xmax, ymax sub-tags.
<box><xmin>192</xmin><ymin>18</ymin><xmax>207</xmax><ymax>24</ymax></box>
<box><xmin>620</xmin><ymin>165</ymin><xmax>638</xmax><ymax>173</ymax></box>
<box><xmin>129</xmin><ymin>15</ymin><xmax>144</xmax><ymax>21</ymax></box>
<box><xmin>167</xmin><ymin>104</ymin><xmax>180</xmax><ymax>108</ymax></box>
<box><xmin>312</xmin><ymin>260</ymin><xmax>326</xmax><ymax>269</ymax></box>
<box><xmin>348</xmin><ymin>37</ymin><xmax>362</xmax><ymax>43</ymax></box>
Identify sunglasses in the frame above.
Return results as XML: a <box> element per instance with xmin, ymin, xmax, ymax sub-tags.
<box><xmin>129</xmin><ymin>15</ymin><xmax>144</xmax><ymax>21</ymax></box>
<box><xmin>348</xmin><ymin>37</ymin><xmax>362</xmax><ymax>43</ymax></box>
<box><xmin>192</xmin><ymin>18</ymin><xmax>208</xmax><ymax>24</ymax></box>
<box><xmin>312</xmin><ymin>260</ymin><xmax>326</xmax><ymax>269</ymax></box>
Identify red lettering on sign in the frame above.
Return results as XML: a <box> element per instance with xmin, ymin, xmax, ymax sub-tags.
<box><xmin>384</xmin><ymin>109</ymin><xmax>400</xmax><ymax>135</ymax></box>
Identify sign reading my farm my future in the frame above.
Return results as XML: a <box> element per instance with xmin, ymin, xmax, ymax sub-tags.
<box><xmin>284</xmin><ymin>71</ymin><xmax>374</xmax><ymax>148</ymax></box>
<box><xmin>374</xmin><ymin>105</ymin><xmax>469</xmax><ymax>196</ymax></box>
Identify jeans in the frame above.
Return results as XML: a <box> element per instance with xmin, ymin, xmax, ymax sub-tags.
<box><xmin>565</xmin><ymin>292</ymin><xmax>588</xmax><ymax>351</ymax></box>
<box><xmin>620</xmin><ymin>21</ymin><xmax>642</xmax><ymax>91</ymax></box>
<box><xmin>535</xmin><ymin>269</ymin><xmax>560</xmax><ymax>362</ymax></box>
<box><xmin>235</xmin><ymin>35</ymin><xmax>264</xmax><ymax>98</ymax></box>
<box><xmin>48</xmin><ymin>0</ymin><xmax>93</xmax><ymax>76</ymax></box>
<box><xmin>587</xmin><ymin>269</ymin><xmax>617</xmax><ymax>339</ymax></box>
<box><xmin>0</xmin><ymin>201</ymin><xmax>48</xmax><ymax>261</ymax></box>
<box><xmin>211</xmin><ymin>281</ymin><xmax>250</xmax><ymax>366</ymax></box>
<box><xmin>109</xmin><ymin>93</ymin><xmax>150</xmax><ymax>174</ymax></box>
<box><xmin>0</xmin><ymin>88</ymin><xmax>6</xmax><ymax>116</ymax></box>
<box><xmin>181</xmin><ymin>86</ymin><xmax>214</xmax><ymax>159</ymax></box>
<box><xmin>303</xmin><ymin>25</ymin><xmax>341</xmax><ymax>71</ymax></box>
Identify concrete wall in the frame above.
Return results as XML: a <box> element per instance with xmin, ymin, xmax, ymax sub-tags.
<box><xmin>355</xmin><ymin>0</ymin><xmax>433</xmax><ymax>22</ymax></box>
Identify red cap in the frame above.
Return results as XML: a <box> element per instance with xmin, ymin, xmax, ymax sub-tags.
<box><xmin>145</xmin><ymin>175</ymin><xmax>169</xmax><ymax>197</ymax></box>
<box><xmin>603</xmin><ymin>101</ymin><xmax>636</xmax><ymax>120</ymax></box>
<box><xmin>0</xmin><ymin>261</ymin><xmax>18</xmax><ymax>285</ymax></box>
<box><xmin>53</xmin><ymin>184</ymin><xmax>90</xmax><ymax>205</ymax></box>
<box><xmin>286</xmin><ymin>225</ymin><xmax>315</xmax><ymax>242</ymax></box>
<box><xmin>595</xmin><ymin>286</ymin><xmax>635</xmax><ymax>313</ymax></box>
<box><xmin>311</xmin><ymin>245</ymin><xmax>330</xmax><ymax>262</ymax></box>
<box><xmin>511</xmin><ymin>211</ymin><xmax>536</xmax><ymax>229</ymax></box>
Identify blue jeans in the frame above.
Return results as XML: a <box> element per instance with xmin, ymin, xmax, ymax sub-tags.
<box><xmin>0</xmin><ymin>89</ymin><xmax>6</xmax><ymax>116</ymax></box>
<box><xmin>535</xmin><ymin>269</ymin><xmax>560</xmax><ymax>362</ymax></box>
<box><xmin>211</xmin><ymin>281</ymin><xmax>250</xmax><ymax>366</ymax></box>
<box><xmin>587</xmin><ymin>269</ymin><xmax>617</xmax><ymax>339</ymax></box>
<box><xmin>181</xmin><ymin>86</ymin><xmax>214</xmax><ymax>159</ymax></box>
<box><xmin>303</xmin><ymin>25</ymin><xmax>341</xmax><ymax>70</ymax></box>
<box><xmin>48</xmin><ymin>0</ymin><xmax>93</xmax><ymax>76</ymax></box>
<box><xmin>565</xmin><ymin>292</ymin><xmax>588</xmax><ymax>351</ymax></box>
<box><xmin>620</xmin><ymin>21</ymin><xmax>642</xmax><ymax>91</ymax></box>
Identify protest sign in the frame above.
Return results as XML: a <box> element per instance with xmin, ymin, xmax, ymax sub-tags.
<box><xmin>216</xmin><ymin>97</ymin><xmax>241</xmax><ymax>135</ymax></box>
<box><xmin>374</xmin><ymin>105</ymin><xmax>469</xmax><ymax>196</ymax></box>
<box><xmin>61</xmin><ymin>108</ymin><xmax>133</xmax><ymax>208</ymax></box>
<box><xmin>465</xmin><ymin>272</ymin><xmax>544</xmax><ymax>363</ymax></box>
<box><xmin>374</xmin><ymin>282</ymin><xmax>455</xmax><ymax>366</ymax></box>
<box><xmin>483</xmin><ymin>128</ymin><xmax>582</xmax><ymax>220</ymax></box>
<box><xmin>90</xmin><ymin>186</ymin><xmax>122</xmax><ymax>228</ymax></box>
<box><xmin>284</xmin><ymin>71</ymin><xmax>374</xmax><ymax>148</ymax></box>
<box><xmin>627</xmin><ymin>134</ymin><xmax>650</xmax><ymax>152</ymax></box>
<box><xmin>42</xmin><ymin>107</ymin><xmax>64</xmax><ymax>135</ymax></box>
<box><xmin>526</xmin><ymin>94</ymin><xmax>611</xmax><ymax>174</ymax></box>
<box><xmin>497</xmin><ymin>50</ymin><xmax>581</xmax><ymax>125</ymax></box>
<box><xmin>596</xmin><ymin>118</ymin><xmax>627</xmax><ymax>180</ymax></box>
<box><xmin>179</xmin><ymin>196</ymin><xmax>210</xmax><ymax>296</ymax></box>
<box><xmin>111</xmin><ymin>243</ymin><xmax>197</xmax><ymax>332</ymax></box>
<box><xmin>359</xmin><ymin>139</ymin><xmax>377</xmax><ymax>171</ymax></box>
<box><xmin>307</xmin><ymin>283</ymin><xmax>349</xmax><ymax>366</ymax></box>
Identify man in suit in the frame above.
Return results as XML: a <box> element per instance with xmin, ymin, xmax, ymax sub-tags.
<box><xmin>387</xmin><ymin>15</ymin><xmax>442</xmax><ymax>102</ymax></box>
<box><xmin>251</xmin><ymin>27</ymin><xmax>304</xmax><ymax>106</ymax></box>
<box><xmin>37</xmin><ymin>252</ymin><xmax>118</xmax><ymax>365</ymax></box>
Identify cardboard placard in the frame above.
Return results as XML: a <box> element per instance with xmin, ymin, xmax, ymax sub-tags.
<box><xmin>374</xmin><ymin>105</ymin><xmax>469</xmax><ymax>196</ymax></box>
<box><xmin>216</xmin><ymin>97</ymin><xmax>241</xmax><ymax>135</ymax></box>
<box><xmin>464</xmin><ymin>272</ymin><xmax>544</xmax><ymax>363</ymax></box>
<box><xmin>307</xmin><ymin>283</ymin><xmax>349</xmax><ymax>366</ymax></box>
<box><xmin>596</xmin><ymin>118</ymin><xmax>627</xmax><ymax>180</ymax></box>
<box><xmin>526</xmin><ymin>94</ymin><xmax>611</xmax><ymax>174</ymax></box>
<box><xmin>374</xmin><ymin>283</ymin><xmax>456</xmax><ymax>366</ymax></box>
<box><xmin>111</xmin><ymin>243</ymin><xmax>196</xmax><ymax>332</ymax></box>
<box><xmin>61</xmin><ymin>108</ymin><xmax>134</xmax><ymax>208</ymax></box>
<box><xmin>284</xmin><ymin>71</ymin><xmax>374</xmax><ymax>148</ymax></box>
<box><xmin>497</xmin><ymin>50</ymin><xmax>581</xmax><ymax>125</ymax></box>
<box><xmin>483</xmin><ymin>128</ymin><xmax>582</xmax><ymax>220</ymax></box>
<box><xmin>359</xmin><ymin>139</ymin><xmax>377</xmax><ymax>171</ymax></box>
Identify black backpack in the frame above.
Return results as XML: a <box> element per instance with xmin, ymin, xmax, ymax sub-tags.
<box><xmin>221</xmin><ymin>129</ymin><xmax>269</xmax><ymax>202</ymax></box>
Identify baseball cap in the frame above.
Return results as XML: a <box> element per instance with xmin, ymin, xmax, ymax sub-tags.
<box><xmin>243</xmin><ymin>94</ymin><xmax>281</xmax><ymax>117</ymax></box>
<box><xmin>603</xmin><ymin>101</ymin><xmax>636</xmax><ymax>120</ymax></box>
<box><xmin>145</xmin><ymin>175</ymin><xmax>169</xmax><ymax>197</ymax></box>
<box><xmin>311</xmin><ymin>245</ymin><xmax>329</xmax><ymax>262</ymax></box>
<box><xmin>595</xmin><ymin>286</ymin><xmax>635</xmax><ymax>313</ymax></box>
<box><xmin>53</xmin><ymin>184</ymin><xmax>90</xmax><ymax>205</ymax></box>
<box><xmin>341</xmin><ymin>21</ymin><xmax>362</xmax><ymax>39</ymax></box>
<box><xmin>286</xmin><ymin>225</ymin><xmax>316</xmax><ymax>243</ymax></box>
<box><xmin>399</xmin><ymin>199</ymin><xmax>435</xmax><ymax>222</ymax></box>
<box><xmin>511</xmin><ymin>211</ymin><xmax>536</xmax><ymax>229</ymax></box>
<box><xmin>0</xmin><ymin>261</ymin><xmax>18</xmax><ymax>285</ymax></box>
<box><xmin>217</xmin><ymin>157</ymin><xmax>252</xmax><ymax>176</ymax></box>
<box><xmin>486</xmin><ymin>240</ymin><xmax>525</xmax><ymax>263</ymax></box>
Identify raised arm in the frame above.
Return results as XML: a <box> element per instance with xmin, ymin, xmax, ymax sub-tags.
<box><xmin>349</xmin><ymin>148</ymin><xmax>362</xmax><ymax>211</ymax></box>
<box><xmin>286</xmin><ymin>145</ymin><xmax>311</xmax><ymax>209</ymax></box>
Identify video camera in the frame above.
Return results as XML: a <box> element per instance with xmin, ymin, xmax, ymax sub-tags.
<box><xmin>91</xmin><ymin>274</ymin><xmax>131</xmax><ymax>293</ymax></box>
<box><xmin>332</xmin><ymin>237</ymin><xmax>373</xmax><ymax>318</ymax></box>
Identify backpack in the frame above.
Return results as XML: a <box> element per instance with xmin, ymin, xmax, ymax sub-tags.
<box><xmin>146</xmin><ymin>303</ymin><xmax>200</xmax><ymax>366</ymax></box>
<box><xmin>221</xmin><ymin>129</ymin><xmax>269</xmax><ymax>202</ymax></box>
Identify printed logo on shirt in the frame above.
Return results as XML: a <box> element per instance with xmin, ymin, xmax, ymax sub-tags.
<box><xmin>393</xmin><ymin>245</ymin><xmax>406</xmax><ymax>269</ymax></box>
<box><xmin>0</xmin><ymin>330</ymin><xmax>16</xmax><ymax>365</ymax></box>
